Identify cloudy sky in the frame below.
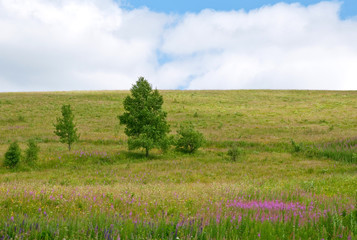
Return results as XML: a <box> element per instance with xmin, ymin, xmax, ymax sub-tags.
<box><xmin>0</xmin><ymin>0</ymin><xmax>356</xmax><ymax>91</ymax></box>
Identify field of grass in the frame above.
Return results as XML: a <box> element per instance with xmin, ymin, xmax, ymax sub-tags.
<box><xmin>0</xmin><ymin>90</ymin><xmax>356</xmax><ymax>239</ymax></box>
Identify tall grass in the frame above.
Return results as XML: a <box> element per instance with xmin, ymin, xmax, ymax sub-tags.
<box><xmin>1</xmin><ymin>212</ymin><xmax>356</xmax><ymax>239</ymax></box>
<box><xmin>292</xmin><ymin>137</ymin><xmax>357</xmax><ymax>163</ymax></box>
<box><xmin>0</xmin><ymin>186</ymin><xmax>356</xmax><ymax>239</ymax></box>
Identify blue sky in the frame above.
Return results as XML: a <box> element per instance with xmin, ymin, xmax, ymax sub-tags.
<box><xmin>1</xmin><ymin>0</ymin><xmax>356</xmax><ymax>91</ymax></box>
<box><xmin>123</xmin><ymin>0</ymin><xmax>356</xmax><ymax>19</ymax></box>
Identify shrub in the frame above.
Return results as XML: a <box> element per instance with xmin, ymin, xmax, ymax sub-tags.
<box><xmin>228</xmin><ymin>144</ymin><xmax>244</xmax><ymax>161</ymax></box>
<box><xmin>4</xmin><ymin>141</ymin><xmax>21</xmax><ymax>168</ymax></box>
<box><xmin>175</xmin><ymin>124</ymin><xmax>204</xmax><ymax>153</ymax></box>
<box><xmin>291</xmin><ymin>140</ymin><xmax>303</xmax><ymax>153</ymax></box>
<box><xmin>25</xmin><ymin>139</ymin><xmax>40</xmax><ymax>165</ymax></box>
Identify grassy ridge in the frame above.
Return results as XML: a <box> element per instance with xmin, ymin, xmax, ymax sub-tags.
<box><xmin>0</xmin><ymin>90</ymin><xmax>356</xmax><ymax>239</ymax></box>
<box><xmin>1</xmin><ymin>90</ymin><xmax>356</xmax><ymax>144</ymax></box>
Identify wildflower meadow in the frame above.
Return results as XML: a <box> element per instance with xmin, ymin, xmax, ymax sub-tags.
<box><xmin>0</xmin><ymin>90</ymin><xmax>356</xmax><ymax>239</ymax></box>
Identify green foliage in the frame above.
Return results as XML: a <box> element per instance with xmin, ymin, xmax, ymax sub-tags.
<box><xmin>175</xmin><ymin>123</ymin><xmax>204</xmax><ymax>153</ymax></box>
<box><xmin>291</xmin><ymin>140</ymin><xmax>303</xmax><ymax>153</ymax></box>
<box><xmin>17</xmin><ymin>115</ymin><xmax>26</xmax><ymax>122</ymax></box>
<box><xmin>118</xmin><ymin>77</ymin><xmax>170</xmax><ymax>157</ymax></box>
<box><xmin>291</xmin><ymin>137</ymin><xmax>357</xmax><ymax>163</ymax></box>
<box><xmin>4</xmin><ymin>141</ymin><xmax>21</xmax><ymax>168</ymax></box>
<box><xmin>353</xmin><ymin>153</ymin><xmax>357</xmax><ymax>162</ymax></box>
<box><xmin>25</xmin><ymin>139</ymin><xmax>40</xmax><ymax>165</ymax></box>
<box><xmin>1</xmin><ymin>211</ymin><xmax>356</xmax><ymax>240</ymax></box>
<box><xmin>54</xmin><ymin>104</ymin><xmax>80</xmax><ymax>151</ymax></box>
<box><xmin>227</xmin><ymin>144</ymin><xmax>244</xmax><ymax>161</ymax></box>
<box><xmin>314</xmin><ymin>137</ymin><xmax>357</xmax><ymax>163</ymax></box>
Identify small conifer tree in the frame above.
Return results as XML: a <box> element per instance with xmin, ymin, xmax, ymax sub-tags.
<box><xmin>25</xmin><ymin>139</ymin><xmax>40</xmax><ymax>165</ymax></box>
<box><xmin>54</xmin><ymin>104</ymin><xmax>80</xmax><ymax>151</ymax></box>
<box><xmin>4</xmin><ymin>141</ymin><xmax>21</xmax><ymax>168</ymax></box>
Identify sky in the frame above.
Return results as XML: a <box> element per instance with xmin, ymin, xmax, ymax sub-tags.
<box><xmin>123</xmin><ymin>0</ymin><xmax>357</xmax><ymax>19</ymax></box>
<box><xmin>0</xmin><ymin>0</ymin><xmax>357</xmax><ymax>91</ymax></box>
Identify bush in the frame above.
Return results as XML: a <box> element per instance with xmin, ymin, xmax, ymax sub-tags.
<box><xmin>175</xmin><ymin>124</ymin><xmax>204</xmax><ymax>153</ymax></box>
<box><xmin>4</xmin><ymin>141</ymin><xmax>21</xmax><ymax>168</ymax></box>
<box><xmin>291</xmin><ymin>140</ymin><xmax>303</xmax><ymax>153</ymax></box>
<box><xmin>25</xmin><ymin>139</ymin><xmax>40</xmax><ymax>165</ymax></box>
<box><xmin>227</xmin><ymin>144</ymin><xmax>244</xmax><ymax>161</ymax></box>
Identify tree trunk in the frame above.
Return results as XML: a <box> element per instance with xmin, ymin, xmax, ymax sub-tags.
<box><xmin>145</xmin><ymin>148</ymin><xmax>149</xmax><ymax>157</ymax></box>
<box><xmin>68</xmin><ymin>143</ymin><xmax>71</xmax><ymax>151</ymax></box>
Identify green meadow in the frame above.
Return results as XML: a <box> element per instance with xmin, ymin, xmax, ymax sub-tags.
<box><xmin>0</xmin><ymin>90</ymin><xmax>356</xmax><ymax>239</ymax></box>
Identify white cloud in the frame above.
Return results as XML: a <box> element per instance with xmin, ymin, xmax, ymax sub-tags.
<box><xmin>0</xmin><ymin>0</ymin><xmax>356</xmax><ymax>91</ymax></box>
<box><xmin>159</xmin><ymin>2</ymin><xmax>357</xmax><ymax>90</ymax></box>
<box><xmin>0</xmin><ymin>0</ymin><xmax>170</xmax><ymax>91</ymax></box>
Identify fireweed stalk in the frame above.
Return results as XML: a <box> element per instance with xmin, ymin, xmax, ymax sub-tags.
<box><xmin>0</xmin><ymin>185</ymin><xmax>355</xmax><ymax>239</ymax></box>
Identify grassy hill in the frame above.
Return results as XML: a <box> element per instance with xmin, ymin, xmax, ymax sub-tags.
<box><xmin>0</xmin><ymin>90</ymin><xmax>356</xmax><ymax>239</ymax></box>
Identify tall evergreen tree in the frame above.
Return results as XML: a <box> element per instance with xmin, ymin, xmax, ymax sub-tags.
<box><xmin>118</xmin><ymin>77</ymin><xmax>170</xmax><ymax>157</ymax></box>
<box><xmin>54</xmin><ymin>104</ymin><xmax>79</xmax><ymax>151</ymax></box>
